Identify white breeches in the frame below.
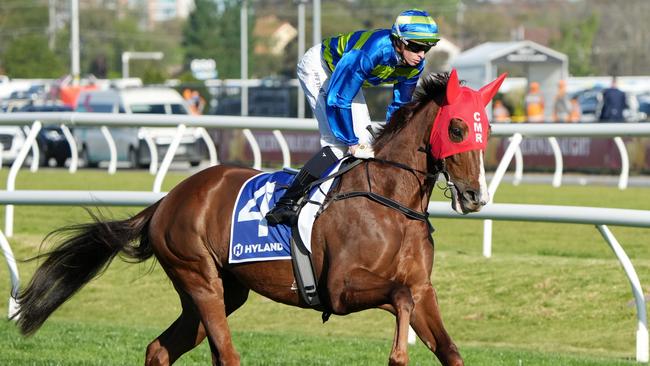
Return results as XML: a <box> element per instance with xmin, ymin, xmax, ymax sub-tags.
<box><xmin>297</xmin><ymin>44</ymin><xmax>382</xmax><ymax>159</ymax></box>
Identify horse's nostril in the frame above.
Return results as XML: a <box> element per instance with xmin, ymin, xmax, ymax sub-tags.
<box><xmin>463</xmin><ymin>189</ymin><xmax>480</xmax><ymax>204</ymax></box>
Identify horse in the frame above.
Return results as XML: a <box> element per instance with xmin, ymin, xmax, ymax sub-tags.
<box><xmin>14</xmin><ymin>69</ymin><xmax>505</xmax><ymax>366</ymax></box>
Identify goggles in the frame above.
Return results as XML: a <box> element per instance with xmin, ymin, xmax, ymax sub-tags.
<box><xmin>403</xmin><ymin>40</ymin><xmax>437</xmax><ymax>53</ymax></box>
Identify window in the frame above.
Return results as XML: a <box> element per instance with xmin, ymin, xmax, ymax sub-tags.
<box><xmin>77</xmin><ymin>104</ymin><xmax>115</xmax><ymax>113</ymax></box>
<box><xmin>131</xmin><ymin>104</ymin><xmax>166</xmax><ymax>114</ymax></box>
<box><xmin>171</xmin><ymin>104</ymin><xmax>189</xmax><ymax>115</ymax></box>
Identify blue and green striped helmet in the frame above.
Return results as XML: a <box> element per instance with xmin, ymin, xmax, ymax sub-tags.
<box><xmin>391</xmin><ymin>9</ymin><xmax>439</xmax><ymax>45</ymax></box>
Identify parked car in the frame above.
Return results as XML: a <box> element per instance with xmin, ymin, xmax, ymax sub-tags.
<box><xmin>0</xmin><ymin>126</ymin><xmax>27</xmax><ymax>166</ymax></box>
<box><xmin>1</xmin><ymin>90</ymin><xmax>35</xmax><ymax>112</ymax></box>
<box><xmin>573</xmin><ymin>88</ymin><xmax>602</xmax><ymax>122</ymax></box>
<box><xmin>637</xmin><ymin>93</ymin><xmax>650</xmax><ymax>122</ymax></box>
<box><xmin>75</xmin><ymin>88</ymin><xmax>204</xmax><ymax>168</ymax></box>
<box><xmin>573</xmin><ymin>87</ymin><xmax>646</xmax><ymax>122</ymax></box>
<box><xmin>17</xmin><ymin>104</ymin><xmax>73</xmax><ymax>167</ymax></box>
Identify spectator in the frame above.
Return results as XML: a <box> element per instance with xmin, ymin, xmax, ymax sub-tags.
<box><xmin>599</xmin><ymin>77</ymin><xmax>627</xmax><ymax>122</ymax></box>
<box><xmin>569</xmin><ymin>96</ymin><xmax>582</xmax><ymax>122</ymax></box>
<box><xmin>183</xmin><ymin>88</ymin><xmax>205</xmax><ymax>115</ymax></box>
<box><xmin>182</xmin><ymin>88</ymin><xmax>195</xmax><ymax>113</ymax></box>
<box><xmin>553</xmin><ymin>80</ymin><xmax>571</xmax><ymax>123</ymax></box>
<box><xmin>190</xmin><ymin>90</ymin><xmax>205</xmax><ymax>115</ymax></box>
<box><xmin>525</xmin><ymin>81</ymin><xmax>545</xmax><ymax>122</ymax></box>
<box><xmin>182</xmin><ymin>88</ymin><xmax>192</xmax><ymax>101</ymax></box>
<box><xmin>492</xmin><ymin>99</ymin><xmax>511</xmax><ymax>123</ymax></box>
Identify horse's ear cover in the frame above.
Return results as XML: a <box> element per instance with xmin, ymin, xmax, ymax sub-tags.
<box><xmin>445</xmin><ymin>69</ymin><xmax>461</xmax><ymax>104</ymax></box>
<box><xmin>430</xmin><ymin>69</ymin><xmax>508</xmax><ymax>159</ymax></box>
<box><xmin>479</xmin><ymin>73</ymin><xmax>508</xmax><ymax>107</ymax></box>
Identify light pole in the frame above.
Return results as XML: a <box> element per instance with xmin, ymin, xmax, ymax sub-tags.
<box><xmin>49</xmin><ymin>0</ymin><xmax>56</xmax><ymax>50</ymax></box>
<box><xmin>240</xmin><ymin>0</ymin><xmax>249</xmax><ymax>116</ymax></box>
<box><xmin>456</xmin><ymin>1</ymin><xmax>466</xmax><ymax>49</ymax></box>
<box><xmin>297</xmin><ymin>0</ymin><xmax>307</xmax><ymax>118</ymax></box>
<box><xmin>121</xmin><ymin>52</ymin><xmax>164</xmax><ymax>79</ymax></box>
<box><xmin>313</xmin><ymin>0</ymin><xmax>321</xmax><ymax>46</ymax></box>
<box><xmin>71</xmin><ymin>0</ymin><xmax>80</xmax><ymax>85</ymax></box>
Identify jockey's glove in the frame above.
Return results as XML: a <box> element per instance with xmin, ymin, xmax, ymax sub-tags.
<box><xmin>349</xmin><ymin>143</ymin><xmax>374</xmax><ymax>159</ymax></box>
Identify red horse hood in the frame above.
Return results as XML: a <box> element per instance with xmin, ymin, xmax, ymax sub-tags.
<box><xmin>430</xmin><ymin>69</ymin><xmax>507</xmax><ymax>159</ymax></box>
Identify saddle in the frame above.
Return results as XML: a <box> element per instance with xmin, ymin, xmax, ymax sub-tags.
<box><xmin>289</xmin><ymin>157</ymin><xmax>362</xmax><ymax>308</ymax></box>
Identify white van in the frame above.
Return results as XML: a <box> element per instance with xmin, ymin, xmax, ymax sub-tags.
<box><xmin>75</xmin><ymin>87</ymin><xmax>204</xmax><ymax>167</ymax></box>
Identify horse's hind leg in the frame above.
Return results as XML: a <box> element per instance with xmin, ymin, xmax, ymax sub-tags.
<box><xmin>146</xmin><ymin>288</ymin><xmax>206</xmax><ymax>366</ymax></box>
<box><xmin>167</xmin><ymin>260</ymin><xmax>242</xmax><ymax>366</ymax></box>
<box><xmin>330</xmin><ymin>268</ymin><xmax>414</xmax><ymax>366</ymax></box>
<box><xmin>145</xmin><ymin>273</ymin><xmax>249</xmax><ymax>366</ymax></box>
<box><xmin>409</xmin><ymin>284</ymin><xmax>464</xmax><ymax>366</ymax></box>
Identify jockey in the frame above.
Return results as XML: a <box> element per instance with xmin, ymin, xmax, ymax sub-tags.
<box><xmin>266</xmin><ymin>9</ymin><xmax>440</xmax><ymax>225</ymax></box>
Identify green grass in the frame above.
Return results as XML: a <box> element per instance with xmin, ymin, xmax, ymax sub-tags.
<box><xmin>0</xmin><ymin>168</ymin><xmax>648</xmax><ymax>365</ymax></box>
<box><xmin>0</xmin><ymin>322</ymin><xmax>638</xmax><ymax>365</ymax></box>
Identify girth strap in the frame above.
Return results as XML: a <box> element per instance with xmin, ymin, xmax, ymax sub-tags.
<box><xmin>330</xmin><ymin>191</ymin><xmax>435</xmax><ymax>234</ymax></box>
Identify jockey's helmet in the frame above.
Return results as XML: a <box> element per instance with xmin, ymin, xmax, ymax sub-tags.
<box><xmin>391</xmin><ymin>9</ymin><xmax>439</xmax><ymax>46</ymax></box>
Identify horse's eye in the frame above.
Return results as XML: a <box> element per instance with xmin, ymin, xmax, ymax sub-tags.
<box><xmin>448</xmin><ymin>119</ymin><xmax>467</xmax><ymax>143</ymax></box>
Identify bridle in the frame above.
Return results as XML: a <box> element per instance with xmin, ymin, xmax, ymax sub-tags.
<box><xmin>304</xmin><ymin>142</ymin><xmax>451</xmax><ymax>236</ymax></box>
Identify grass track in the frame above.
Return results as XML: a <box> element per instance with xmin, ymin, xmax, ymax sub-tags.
<box><xmin>0</xmin><ymin>168</ymin><xmax>648</xmax><ymax>365</ymax></box>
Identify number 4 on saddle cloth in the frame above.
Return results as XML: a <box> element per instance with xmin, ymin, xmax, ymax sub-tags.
<box><xmin>229</xmin><ymin>158</ymin><xmax>352</xmax><ymax>305</ymax></box>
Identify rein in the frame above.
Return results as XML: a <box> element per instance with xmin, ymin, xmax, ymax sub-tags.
<box><xmin>321</xmin><ymin>149</ymin><xmax>447</xmax><ymax>235</ymax></box>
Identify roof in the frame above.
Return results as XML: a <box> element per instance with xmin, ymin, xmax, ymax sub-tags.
<box><xmin>452</xmin><ymin>40</ymin><xmax>567</xmax><ymax>68</ymax></box>
<box><xmin>254</xmin><ymin>15</ymin><xmax>298</xmax><ymax>55</ymax></box>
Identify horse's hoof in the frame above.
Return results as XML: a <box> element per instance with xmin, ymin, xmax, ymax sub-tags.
<box><xmin>388</xmin><ymin>350</ymin><xmax>409</xmax><ymax>366</ymax></box>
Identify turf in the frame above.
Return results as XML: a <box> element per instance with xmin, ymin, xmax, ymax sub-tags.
<box><xmin>0</xmin><ymin>168</ymin><xmax>648</xmax><ymax>365</ymax></box>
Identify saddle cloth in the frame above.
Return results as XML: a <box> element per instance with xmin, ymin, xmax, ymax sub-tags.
<box><xmin>228</xmin><ymin>160</ymin><xmax>345</xmax><ymax>264</ymax></box>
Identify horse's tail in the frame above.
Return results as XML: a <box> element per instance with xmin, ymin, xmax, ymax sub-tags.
<box><xmin>14</xmin><ymin>200</ymin><xmax>162</xmax><ymax>336</ymax></box>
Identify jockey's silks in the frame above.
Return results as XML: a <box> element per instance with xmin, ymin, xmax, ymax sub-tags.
<box><xmin>321</xmin><ymin>29</ymin><xmax>424</xmax><ymax>145</ymax></box>
<box><xmin>429</xmin><ymin>69</ymin><xmax>507</xmax><ymax>159</ymax></box>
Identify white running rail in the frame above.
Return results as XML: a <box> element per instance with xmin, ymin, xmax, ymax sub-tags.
<box><xmin>427</xmin><ymin>201</ymin><xmax>650</xmax><ymax>363</ymax></box>
<box><xmin>0</xmin><ymin>191</ymin><xmax>647</xmax><ymax>362</ymax></box>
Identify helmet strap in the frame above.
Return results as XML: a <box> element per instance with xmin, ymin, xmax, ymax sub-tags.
<box><xmin>394</xmin><ymin>24</ymin><xmax>402</xmax><ymax>39</ymax></box>
<box><xmin>390</xmin><ymin>35</ymin><xmax>407</xmax><ymax>65</ymax></box>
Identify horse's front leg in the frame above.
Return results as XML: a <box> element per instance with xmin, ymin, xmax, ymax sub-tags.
<box><xmin>329</xmin><ymin>268</ymin><xmax>413</xmax><ymax>366</ymax></box>
<box><xmin>410</xmin><ymin>284</ymin><xmax>464</xmax><ymax>366</ymax></box>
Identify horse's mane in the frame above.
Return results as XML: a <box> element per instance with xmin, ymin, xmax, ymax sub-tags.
<box><xmin>373</xmin><ymin>72</ymin><xmax>450</xmax><ymax>150</ymax></box>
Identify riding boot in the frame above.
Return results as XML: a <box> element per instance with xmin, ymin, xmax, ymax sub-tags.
<box><xmin>266</xmin><ymin>146</ymin><xmax>339</xmax><ymax>225</ymax></box>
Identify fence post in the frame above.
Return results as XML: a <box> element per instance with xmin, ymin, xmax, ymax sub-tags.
<box><xmin>483</xmin><ymin>133</ymin><xmax>522</xmax><ymax>257</ymax></box>
<box><xmin>547</xmin><ymin>136</ymin><xmax>563</xmax><ymax>188</ymax></box>
<box><xmin>597</xmin><ymin>225</ymin><xmax>648</xmax><ymax>363</ymax></box>
<box><xmin>5</xmin><ymin>121</ymin><xmax>42</xmax><ymax>237</ymax></box>
<box><xmin>613</xmin><ymin>137</ymin><xmax>629</xmax><ymax>190</ymax></box>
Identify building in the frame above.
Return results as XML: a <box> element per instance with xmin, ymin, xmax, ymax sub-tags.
<box><xmin>120</xmin><ymin>0</ymin><xmax>194</xmax><ymax>28</ymax></box>
<box><xmin>451</xmin><ymin>41</ymin><xmax>569</xmax><ymax>120</ymax></box>
<box><xmin>146</xmin><ymin>0</ymin><xmax>194</xmax><ymax>23</ymax></box>
<box><xmin>253</xmin><ymin>15</ymin><xmax>298</xmax><ymax>56</ymax></box>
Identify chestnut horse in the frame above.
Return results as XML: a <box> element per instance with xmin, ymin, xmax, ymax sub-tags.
<box><xmin>14</xmin><ymin>70</ymin><xmax>505</xmax><ymax>366</ymax></box>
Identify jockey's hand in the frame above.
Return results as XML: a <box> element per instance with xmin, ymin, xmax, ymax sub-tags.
<box><xmin>349</xmin><ymin>144</ymin><xmax>374</xmax><ymax>159</ymax></box>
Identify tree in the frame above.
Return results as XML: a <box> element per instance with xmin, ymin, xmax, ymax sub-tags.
<box><xmin>0</xmin><ymin>2</ymin><xmax>178</xmax><ymax>80</ymax></box>
<box><xmin>182</xmin><ymin>0</ymin><xmax>221</xmax><ymax>67</ymax></box>
<box><xmin>0</xmin><ymin>1</ymin><xmax>51</xmax><ymax>76</ymax></box>
<box><xmin>182</xmin><ymin>0</ymin><xmax>249</xmax><ymax>79</ymax></box>
<box><xmin>590</xmin><ymin>0</ymin><xmax>650</xmax><ymax>76</ymax></box>
<box><xmin>3</xmin><ymin>35</ymin><xmax>65</xmax><ymax>78</ymax></box>
<box><xmin>73</xmin><ymin>6</ymin><xmax>174</xmax><ymax>80</ymax></box>
<box><xmin>550</xmin><ymin>14</ymin><xmax>599</xmax><ymax>76</ymax></box>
